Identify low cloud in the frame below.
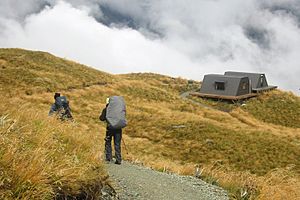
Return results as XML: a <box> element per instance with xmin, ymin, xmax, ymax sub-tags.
<box><xmin>0</xmin><ymin>0</ymin><xmax>299</xmax><ymax>94</ymax></box>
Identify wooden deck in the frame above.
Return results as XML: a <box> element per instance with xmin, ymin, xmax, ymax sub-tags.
<box><xmin>252</xmin><ymin>85</ymin><xmax>277</xmax><ymax>93</ymax></box>
<box><xmin>190</xmin><ymin>92</ymin><xmax>258</xmax><ymax>100</ymax></box>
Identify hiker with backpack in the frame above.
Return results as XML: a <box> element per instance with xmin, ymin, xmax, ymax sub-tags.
<box><xmin>100</xmin><ymin>96</ymin><xmax>127</xmax><ymax>165</ymax></box>
<box><xmin>49</xmin><ymin>93</ymin><xmax>73</xmax><ymax>120</ymax></box>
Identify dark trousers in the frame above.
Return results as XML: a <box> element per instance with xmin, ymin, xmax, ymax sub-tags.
<box><xmin>104</xmin><ymin>128</ymin><xmax>122</xmax><ymax>162</ymax></box>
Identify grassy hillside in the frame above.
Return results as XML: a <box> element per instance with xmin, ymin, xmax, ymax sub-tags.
<box><xmin>0</xmin><ymin>105</ymin><xmax>109</xmax><ymax>199</ymax></box>
<box><xmin>242</xmin><ymin>90</ymin><xmax>300</xmax><ymax>128</ymax></box>
<box><xmin>0</xmin><ymin>49</ymin><xmax>115</xmax><ymax>199</ymax></box>
<box><xmin>0</xmin><ymin>48</ymin><xmax>114</xmax><ymax>96</ymax></box>
<box><xmin>0</xmin><ymin>48</ymin><xmax>300</xmax><ymax>199</ymax></box>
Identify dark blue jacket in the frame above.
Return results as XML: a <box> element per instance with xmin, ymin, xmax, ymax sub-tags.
<box><xmin>49</xmin><ymin>104</ymin><xmax>58</xmax><ymax>116</ymax></box>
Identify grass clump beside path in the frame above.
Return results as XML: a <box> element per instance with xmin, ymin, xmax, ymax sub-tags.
<box><xmin>0</xmin><ymin>102</ymin><xmax>110</xmax><ymax>199</ymax></box>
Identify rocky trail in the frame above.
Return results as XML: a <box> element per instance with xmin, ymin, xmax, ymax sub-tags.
<box><xmin>105</xmin><ymin>161</ymin><xmax>229</xmax><ymax>200</ymax></box>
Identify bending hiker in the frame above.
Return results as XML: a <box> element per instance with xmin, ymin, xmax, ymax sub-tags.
<box><xmin>49</xmin><ymin>92</ymin><xmax>61</xmax><ymax>115</ymax></box>
<box><xmin>49</xmin><ymin>93</ymin><xmax>73</xmax><ymax>120</ymax></box>
<box><xmin>100</xmin><ymin>96</ymin><xmax>127</xmax><ymax>165</ymax></box>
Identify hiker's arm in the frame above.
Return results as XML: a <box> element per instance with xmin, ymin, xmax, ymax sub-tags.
<box><xmin>48</xmin><ymin>104</ymin><xmax>56</xmax><ymax>116</ymax></box>
<box><xmin>99</xmin><ymin>108</ymin><xmax>106</xmax><ymax>121</ymax></box>
<box><xmin>67</xmin><ymin>101</ymin><xmax>72</xmax><ymax>112</ymax></box>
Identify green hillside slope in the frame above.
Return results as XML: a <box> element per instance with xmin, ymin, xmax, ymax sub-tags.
<box><xmin>242</xmin><ymin>90</ymin><xmax>300</xmax><ymax>128</ymax></box>
<box><xmin>0</xmin><ymin>48</ymin><xmax>299</xmax><ymax>200</ymax></box>
<box><xmin>0</xmin><ymin>48</ymin><xmax>114</xmax><ymax>95</ymax></box>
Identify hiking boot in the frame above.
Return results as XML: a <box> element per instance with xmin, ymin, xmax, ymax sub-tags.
<box><xmin>115</xmin><ymin>161</ymin><xmax>121</xmax><ymax>165</ymax></box>
<box><xmin>105</xmin><ymin>159</ymin><xmax>112</xmax><ymax>164</ymax></box>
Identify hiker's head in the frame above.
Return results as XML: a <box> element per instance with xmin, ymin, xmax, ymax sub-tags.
<box><xmin>54</xmin><ymin>93</ymin><xmax>61</xmax><ymax>100</ymax></box>
<box><xmin>106</xmin><ymin>97</ymin><xmax>110</xmax><ymax>105</ymax></box>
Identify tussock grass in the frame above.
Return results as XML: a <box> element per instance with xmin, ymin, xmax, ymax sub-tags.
<box><xmin>0</xmin><ymin>48</ymin><xmax>114</xmax><ymax>96</ymax></box>
<box><xmin>0</xmin><ymin>102</ymin><xmax>109</xmax><ymax>199</ymax></box>
<box><xmin>119</xmin><ymin>73</ymin><xmax>199</xmax><ymax>94</ymax></box>
<box><xmin>242</xmin><ymin>90</ymin><xmax>300</xmax><ymax>128</ymax></box>
<box><xmin>1</xmin><ymin>48</ymin><xmax>300</xmax><ymax>199</ymax></box>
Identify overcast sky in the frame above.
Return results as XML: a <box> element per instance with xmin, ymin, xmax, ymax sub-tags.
<box><xmin>0</xmin><ymin>0</ymin><xmax>300</xmax><ymax>94</ymax></box>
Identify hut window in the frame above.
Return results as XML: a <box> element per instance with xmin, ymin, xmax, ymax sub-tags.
<box><xmin>215</xmin><ymin>81</ymin><xmax>225</xmax><ymax>90</ymax></box>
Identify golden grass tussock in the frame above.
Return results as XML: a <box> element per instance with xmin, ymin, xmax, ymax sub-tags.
<box><xmin>202</xmin><ymin>165</ymin><xmax>300</xmax><ymax>200</ymax></box>
<box><xmin>0</xmin><ymin>58</ymin><xmax>7</xmax><ymax>65</ymax></box>
<box><xmin>257</xmin><ymin>168</ymin><xmax>300</xmax><ymax>200</ymax></box>
<box><xmin>229</xmin><ymin>108</ymin><xmax>261</xmax><ymax>127</ymax></box>
<box><xmin>231</xmin><ymin>106</ymin><xmax>300</xmax><ymax>140</ymax></box>
<box><xmin>242</xmin><ymin>90</ymin><xmax>300</xmax><ymax>128</ymax></box>
<box><xmin>0</xmin><ymin>102</ymin><xmax>109</xmax><ymax>199</ymax></box>
<box><xmin>1</xmin><ymin>48</ymin><xmax>300</xmax><ymax>199</ymax></box>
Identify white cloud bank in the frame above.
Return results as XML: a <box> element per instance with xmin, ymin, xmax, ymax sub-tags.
<box><xmin>0</xmin><ymin>0</ymin><xmax>300</xmax><ymax>94</ymax></box>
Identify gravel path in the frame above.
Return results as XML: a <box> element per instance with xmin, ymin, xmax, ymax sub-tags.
<box><xmin>180</xmin><ymin>91</ymin><xmax>217</xmax><ymax>111</ymax></box>
<box><xmin>106</xmin><ymin>161</ymin><xmax>229</xmax><ymax>200</ymax></box>
<box><xmin>180</xmin><ymin>91</ymin><xmax>231</xmax><ymax>112</ymax></box>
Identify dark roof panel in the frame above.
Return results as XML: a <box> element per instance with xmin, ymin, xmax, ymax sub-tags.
<box><xmin>224</xmin><ymin>71</ymin><xmax>268</xmax><ymax>88</ymax></box>
<box><xmin>200</xmin><ymin>74</ymin><xmax>250</xmax><ymax>96</ymax></box>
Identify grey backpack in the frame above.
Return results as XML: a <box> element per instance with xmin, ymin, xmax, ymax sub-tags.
<box><xmin>106</xmin><ymin>96</ymin><xmax>127</xmax><ymax>129</ymax></box>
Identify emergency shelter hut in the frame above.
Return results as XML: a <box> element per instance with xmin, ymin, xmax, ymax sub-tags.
<box><xmin>224</xmin><ymin>71</ymin><xmax>277</xmax><ymax>92</ymax></box>
<box><xmin>195</xmin><ymin>74</ymin><xmax>257</xmax><ymax>100</ymax></box>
